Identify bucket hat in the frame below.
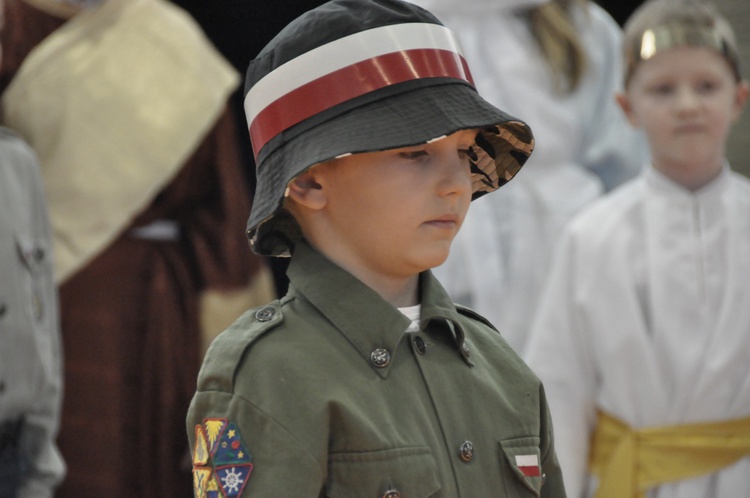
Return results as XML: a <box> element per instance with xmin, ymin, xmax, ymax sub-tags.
<box><xmin>244</xmin><ymin>0</ymin><xmax>535</xmax><ymax>256</ymax></box>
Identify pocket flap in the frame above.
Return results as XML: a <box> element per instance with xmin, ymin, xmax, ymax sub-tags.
<box><xmin>328</xmin><ymin>446</ymin><xmax>441</xmax><ymax>498</ymax></box>
<box><xmin>499</xmin><ymin>437</ymin><xmax>542</xmax><ymax>497</ymax></box>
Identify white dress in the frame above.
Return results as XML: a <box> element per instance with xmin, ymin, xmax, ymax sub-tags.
<box><xmin>524</xmin><ymin>165</ymin><xmax>750</xmax><ymax>498</ymax></box>
<box><xmin>409</xmin><ymin>0</ymin><xmax>648</xmax><ymax>351</ymax></box>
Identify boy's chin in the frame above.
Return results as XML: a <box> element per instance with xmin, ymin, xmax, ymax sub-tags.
<box><xmin>655</xmin><ymin>160</ymin><xmax>724</xmax><ymax>191</ymax></box>
<box><xmin>419</xmin><ymin>251</ymin><xmax>451</xmax><ymax>272</ymax></box>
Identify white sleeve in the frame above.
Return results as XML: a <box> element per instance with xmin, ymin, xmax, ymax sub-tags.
<box><xmin>524</xmin><ymin>226</ymin><xmax>599</xmax><ymax>498</ymax></box>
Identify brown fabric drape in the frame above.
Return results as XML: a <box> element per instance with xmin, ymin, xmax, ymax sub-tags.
<box><xmin>56</xmin><ymin>108</ymin><xmax>257</xmax><ymax>498</ymax></box>
<box><xmin>0</xmin><ymin>0</ymin><xmax>66</xmax><ymax>94</ymax></box>
<box><xmin>1</xmin><ymin>1</ymin><xmax>264</xmax><ymax>495</ymax></box>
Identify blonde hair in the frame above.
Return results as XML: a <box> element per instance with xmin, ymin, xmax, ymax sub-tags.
<box><xmin>527</xmin><ymin>0</ymin><xmax>588</xmax><ymax>93</ymax></box>
<box><xmin>622</xmin><ymin>0</ymin><xmax>740</xmax><ymax>85</ymax></box>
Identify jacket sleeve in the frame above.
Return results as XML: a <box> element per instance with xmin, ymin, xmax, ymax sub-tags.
<box><xmin>17</xmin><ymin>141</ymin><xmax>66</xmax><ymax>498</ymax></box>
<box><xmin>186</xmin><ymin>305</ymin><xmax>326</xmax><ymax>497</ymax></box>
<box><xmin>188</xmin><ymin>390</ymin><xmax>325</xmax><ymax>497</ymax></box>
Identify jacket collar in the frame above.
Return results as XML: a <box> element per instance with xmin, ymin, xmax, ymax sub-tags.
<box><xmin>286</xmin><ymin>240</ymin><xmax>470</xmax><ymax>377</ymax></box>
<box><xmin>644</xmin><ymin>162</ymin><xmax>730</xmax><ymax>202</ymax></box>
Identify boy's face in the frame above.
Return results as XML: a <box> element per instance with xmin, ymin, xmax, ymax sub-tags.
<box><xmin>299</xmin><ymin>129</ymin><xmax>476</xmax><ymax>280</ymax></box>
<box><xmin>617</xmin><ymin>46</ymin><xmax>748</xmax><ymax>189</ymax></box>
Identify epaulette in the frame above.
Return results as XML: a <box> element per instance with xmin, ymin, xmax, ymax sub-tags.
<box><xmin>455</xmin><ymin>304</ymin><xmax>500</xmax><ymax>333</ymax></box>
<box><xmin>197</xmin><ymin>298</ymin><xmax>289</xmax><ymax>393</ymax></box>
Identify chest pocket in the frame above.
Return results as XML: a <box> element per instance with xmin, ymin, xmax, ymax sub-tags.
<box><xmin>15</xmin><ymin>235</ymin><xmax>47</xmax><ymax>323</ymax></box>
<box><xmin>499</xmin><ymin>437</ymin><xmax>543</xmax><ymax>498</ymax></box>
<box><xmin>327</xmin><ymin>446</ymin><xmax>441</xmax><ymax>498</ymax></box>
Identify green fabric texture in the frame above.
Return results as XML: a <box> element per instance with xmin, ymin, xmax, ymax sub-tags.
<box><xmin>187</xmin><ymin>240</ymin><xmax>566</xmax><ymax>497</ymax></box>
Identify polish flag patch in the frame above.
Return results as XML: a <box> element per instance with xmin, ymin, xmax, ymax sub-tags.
<box><xmin>515</xmin><ymin>454</ymin><xmax>541</xmax><ymax>477</ymax></box>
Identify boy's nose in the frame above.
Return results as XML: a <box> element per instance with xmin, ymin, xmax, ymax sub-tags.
<box><xmin>436</xmin><ymin>155</ymin><xmax>472</xmax><ymax>197</ymax></box>
<box><xmin>675</xmin><ymin>86</ymin><xmax>701</xmax><ymax>114</ymax></box>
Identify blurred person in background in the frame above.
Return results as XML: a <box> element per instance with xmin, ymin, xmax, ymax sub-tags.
<box><xmin>0</xmin><ymin>124</ymin><xmax>64</xmax><ymax>498</ymax></box>
<box><xmin>0</xmin><ymin>0</ymin><xmax>273</xmax><ymax>496</ymax></box>
<box><xmin>526</xmin><ymin>0</ymin><xmax>750</xmax><ymax>495</ymax></box>
<box><xmin>0</xmin><ymin>3</ymin><xmax>65</xmax><ymax>494</ymax></box>
<box><xmin>409</xmin><ymin>0</ymin><xmax>647</xmax><ymax>352</ymax></box>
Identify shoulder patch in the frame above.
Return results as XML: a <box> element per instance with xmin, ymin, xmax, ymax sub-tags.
<box><xmin>197</xmin><ymin>299</ymin><xmax>288</xmax><ymax>393</ymax></box>
<box><xmin>193</xmin><ymin>424</ymin><xmax>210</xmax><ymax>466</ymax></box>
<box><xmin>455</xmin><ymin>304</ymin><xmax>500</xmax><ymax>333</ymax></box>
<box><xmin>192</xmin><ymin>418</ymin><xmax>253</xmax><ymax>498</ymax></box>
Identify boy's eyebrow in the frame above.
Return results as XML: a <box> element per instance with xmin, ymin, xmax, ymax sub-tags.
<box><xmin>245</xmin><ymin>23</ymin><xmax>473</xmax><ymax>159</ymax></box>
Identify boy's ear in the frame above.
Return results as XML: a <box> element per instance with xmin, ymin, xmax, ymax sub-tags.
<box><xmin>732</xmin><ymin>80</ymin><xmax>750</xmax><ymax>122</ymax></box>
<box><xmin>615</xmin><ymin>92</ymin><xmax>640</xmax><ymax>128</ymax></box>
<box><xmin>285</xmin><ymin>168</ymin><xmax>327</xmax><ymax>210</ymax></box>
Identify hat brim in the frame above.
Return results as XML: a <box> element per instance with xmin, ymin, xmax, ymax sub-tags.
<box><xmin>248</xmin><ymin>79</ymin><xmax>534</xmax><ymax>256</ymax></box>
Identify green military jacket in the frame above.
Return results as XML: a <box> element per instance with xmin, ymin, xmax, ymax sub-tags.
<box><xmin>187</xmin><ymin>240</ymin><xmax>566</xmax><ymax>498</ymax></box>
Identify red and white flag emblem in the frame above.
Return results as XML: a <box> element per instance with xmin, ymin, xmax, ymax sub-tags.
<box><xmin>515</xmin><ymin>454</ymin><xmax>541</xmax><ymax>477</ymax></box>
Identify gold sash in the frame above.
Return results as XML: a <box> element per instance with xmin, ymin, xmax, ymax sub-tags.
<box><xmin>2</xmin><ymin>0</ymin><xmax>238</xmax><ymax>283</ymax></box>
<box><xmin>589</xmin><ymin>410</ymin><xmax>750</xmax><ymax>498</ymax></box>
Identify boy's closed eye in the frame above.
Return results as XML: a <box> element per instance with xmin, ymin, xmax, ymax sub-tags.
<box><xmin>647</xmin><ymin>82</ymin><xmax>677</xmax><ymax>96</ymax></box>
<box><xmin>397</xmin><ymin>147</ymin><xmax>475</xmax><ymax>162</ymax></box>
<box><xmin>398</xmin><ymin>150</ymin><xmax>429</xmax><ymax>160</ymax></box>
<box><xmin>695</xmin><ymin>79</ymin><xmax>721</xmax><ymax>94</ymax></box>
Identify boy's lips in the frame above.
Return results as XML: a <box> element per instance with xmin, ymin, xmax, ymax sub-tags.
<box><xmin>674</xmin><ymin>123</ymin><xmax>706</xmax><ymax>134</ymax></box>
<box><xmin>425</xmin><ymin>214</ymin><xmax>459</xmax><ymax>229</ymax></box>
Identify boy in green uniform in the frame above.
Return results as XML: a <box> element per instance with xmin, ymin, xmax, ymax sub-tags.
<box><xmin>186</xmin><ymin>0</ymin><xmax>567</xmax><ymax>496</ymax></box>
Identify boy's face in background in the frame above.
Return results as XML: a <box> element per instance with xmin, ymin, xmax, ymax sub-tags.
<box><xmin>618</xmin><ymin>46</ymin><xmax>748</xmax><ymax>190</ymax></box>
<box><xmin>308</xmin><ymin>129</ymin><xmax>476</xmax><ymax>280</ymax></box>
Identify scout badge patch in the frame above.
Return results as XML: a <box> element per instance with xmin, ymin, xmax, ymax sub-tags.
<box><xmin>193</xmin><ymin>418</ymin><xmax>253</xmax><ymax>498</ymax></box>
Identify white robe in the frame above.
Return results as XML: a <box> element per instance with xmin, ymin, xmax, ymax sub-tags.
<box><xmin>409</xmin><ymin>0</ymin><xmax>648</xmax><ymax>351</ymax></box>
<box><xmin>524</xmin><ymin>165</ymin><xmax>750</xmax><ymax>498</ymax></box>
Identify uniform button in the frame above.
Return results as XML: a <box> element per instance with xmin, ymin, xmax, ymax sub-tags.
<box><xmin>459</xmin><ymin>441</ymin><xmax>474</xmax><ymax>462</ymax></box>
<box><xmin>383</xmin><ymin>489</ymin><xmax>401</xmax><ymax>498</ymax></box>
<box><xmin>413</xmin><ymin>336</ymin><xmax>426</xmax><ymax>355</ymax></box>
<box><xmin>370</xmin><ymin>348</ymin><xmax>391</xmax><ymax>368</ymax></box>
<box><xmin>255</xmin><ymin>307</ymin><xmax>275</xmax><ymax>322</ymax></box>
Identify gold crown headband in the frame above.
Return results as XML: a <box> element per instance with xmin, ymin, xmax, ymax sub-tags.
<box><xmin>626</xmin><ymin>23</ymin><xmax>741</xmax><ymax>83</ymax></box>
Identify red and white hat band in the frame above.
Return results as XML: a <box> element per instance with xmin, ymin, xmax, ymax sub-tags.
<box><xmin>244</xmin><ymin>23</ymin><xmax>474</xmax><ymax>159</ymax></box>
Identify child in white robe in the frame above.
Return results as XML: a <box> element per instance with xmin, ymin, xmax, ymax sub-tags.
<box><xmin>524</xmin><ymin>0</ymin><xmax>750</xmax><ymax>497</ymax></box>
<box><xmin>407</xmin><ymin>0</ymin><xmax>647</xmax><ymax>352</ymax></box>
